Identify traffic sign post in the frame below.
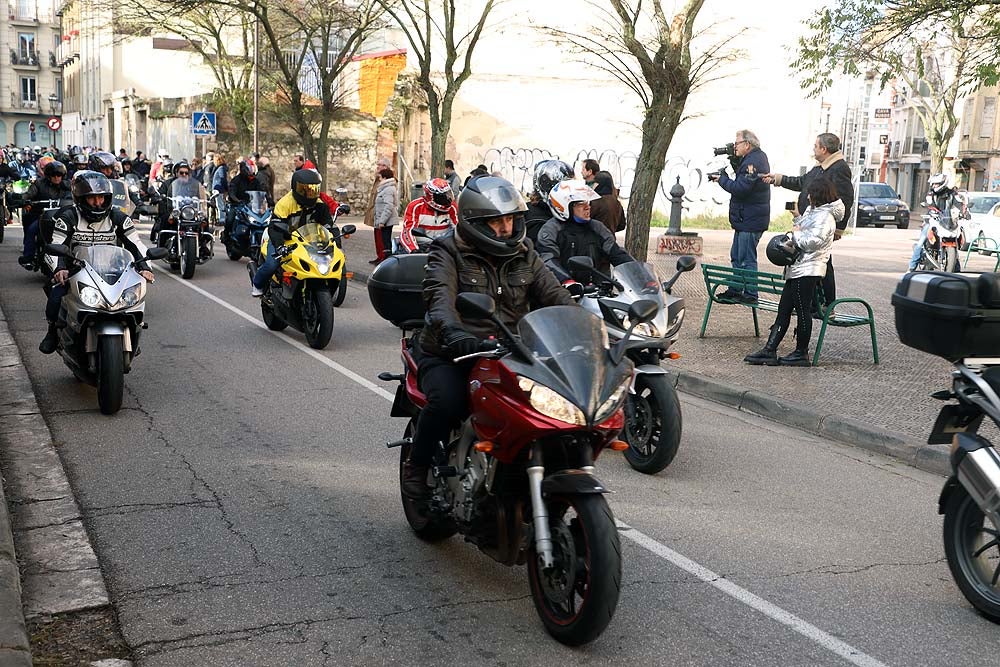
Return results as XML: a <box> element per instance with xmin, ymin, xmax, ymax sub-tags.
<box><xmin>192</xmin><ymin>112</ymin><xmax>216</xmax><ymax>136</ymax></box>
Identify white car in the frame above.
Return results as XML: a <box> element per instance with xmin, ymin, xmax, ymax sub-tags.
<box><xmin>963</xmin><ymin>191</ymin><xmax>1000</xmax><ymax>245</ymax></box>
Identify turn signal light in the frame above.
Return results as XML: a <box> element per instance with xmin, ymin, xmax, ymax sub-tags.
<box><xmin>667</xmin><ymin>352</ymin><xmax>681</xmax><ymax>360</ymax></box>
<box><xmin>609</xmin><ymin>440</ymin><xmax>629</xmax><ymax>451</ymax></box>
<box><xmin>474</xmin><ymin>441</ymin><xmax>494</xmax><ymax>453</ymax></box>
<box><xmin>345</xmin><ymin>271</ymin><xmax>354</xmax><ymax>279</ymax></box>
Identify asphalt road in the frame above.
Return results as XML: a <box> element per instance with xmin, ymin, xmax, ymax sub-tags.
<box><xmin>0</xmin><ymin>227</ymin><xmax>997</xmax><ymax>666</ymax></box>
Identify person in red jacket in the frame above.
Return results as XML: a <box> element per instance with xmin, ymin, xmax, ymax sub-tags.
<box><xmin>399</xmin><ymin>178</ymin><xmax>457</xmax><ymax>253</ymax></box>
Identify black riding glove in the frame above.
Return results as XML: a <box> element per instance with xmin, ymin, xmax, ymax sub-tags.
<box><xmin>442</xmin><ymin>327</ymin><xmax>480</xmax><ymax>360</ymax></box>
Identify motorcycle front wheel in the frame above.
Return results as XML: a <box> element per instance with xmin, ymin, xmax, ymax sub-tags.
<box><xmin>527</xmin><ymin>493</ymin><xmax>621</xmax><ymax>646</ymax></box>
<box><xmin>399</xmin><ymin>420</ymin><xmax>457</xmax><ymax>541</ymax></box>
<box><xmin>302</xmin><ymin>288</ymin><xmax>334</xmax><ymax>349</ymax></box>
<box><xmin>945</xmin><ymin>245</ymin><xmax>959</xmax><ymax>273</ymax></box>
<box><xmin>623</xmin><ymin>374</ymin><xmax>682</xmax><ymax>474</ymax></box>
<box><xmin>333</xmin><ymin>265</ymin><xmax>348</xmax><ymax>308</ymax></box>
<box><xmin>180</xmin><ymin>236</ymin><xmax>197</xmax><ymax>279</ymax></box>
<box><xmin>96</xmin><ymin>335</ymin><xmax>124</xmax><ymax>415</ymax></box>
<box><xmin>943</xmin><ymin>484</ymin><xmax>1000</xmax><ymax>623</ymax></box>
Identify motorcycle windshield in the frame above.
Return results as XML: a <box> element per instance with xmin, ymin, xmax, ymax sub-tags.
<box><xmin>613</xmin><ymin>262</ymin><xmax>665</xmax><ymax>309</ymax></box>
<box><xmin>247</xmin><ymin>191</ymin><xmax>269</xmax><ymax>215</ymax></box>
<box><xmin>75</xmin><ymin>245</ymin><xmax>133</xmax><ymax>285</ymax></box>
<box><xmin>296</xmin><ymin>223</ymin><xmax>334</xmax><ymax>252</ymax></box>
<box><xmin>515</xmin><ymin>306</ymin><xmax>626</xmax><ymax>420</ymax></box>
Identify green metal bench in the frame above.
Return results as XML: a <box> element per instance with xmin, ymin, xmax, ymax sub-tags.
<box><xmin>963</xmin><ymin>235</ymin><xmax>1000</xmax><ymax>272</ymax></box>
<box><xmin>699</xmin><ymin>263</ymin><xmax>879</xmax><ymax>366</ymax></box>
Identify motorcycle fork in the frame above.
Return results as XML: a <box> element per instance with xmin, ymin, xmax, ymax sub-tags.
<box><xmin>527</xmin><ymin>447</ymin><xmax>555</xmax><ymax>569</ymax></box>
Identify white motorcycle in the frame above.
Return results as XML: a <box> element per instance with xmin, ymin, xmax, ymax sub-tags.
<box><xmin>570</xmin><ymin>256</ymin><xmax>696</xmax><ymax>474</ymax></box>
<box><xmin>44</xmin><ymin>243</ymin><xmax>167</xmax><ymax>414</ymax></box>
<box><xmin>917</xmin><ymin>196</ymin><xmax>970</xmax><ymax>273</ymax></box>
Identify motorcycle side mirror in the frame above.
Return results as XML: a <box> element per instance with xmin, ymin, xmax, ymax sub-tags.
<box><xmin>567</xmin><ymin>256</ymin><xmax>595</xmax><ymax>280</ymax></box>
<box><xmin>43</xmin><ymin>243</ymin><xmax>72</xmax><ymax>259</ymax></box>
<box><xmin>145</xmin><ymin>247</ymin><xmax>169</xmax><ymax>261</ymax></box>
<box><xmin>663</xmin><ymin>255</ymin><xmax>698</xmax><ymax>294</ymax></box>
<box><xmin>337</xmin><ymin>203</ymin><xmax>351</xmax><ymax>215</ymax></box>
<box><xmin>610</xmin><ymin>298</ymin><xmax>660</xmax><ymax>365</ymax></box>
<box><xmin>340</xmin><ymin>224</ymin><xmax>356</xmax><ymax>236</ymax></box>
<box><xmin>456</xmin><ymin>292</ymin><xmax>496</xmax><ymax>320</ymax></box>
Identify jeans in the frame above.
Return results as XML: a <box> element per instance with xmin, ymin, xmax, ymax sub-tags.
<box><xmin>22</xmin><ymin>219</ymin><xmax>38</xmax><ymax>259</ymax></box>
<box><xmin>731</xmin><ymin>231</ymin><xmax>763</xmax><ymax>296</ymax></box>
<box><xmin>409</xmin><ymin>356</ymin><xmax>472</xmax><ymax>466</ymax></box>
<box><xmin>252</xmin><ymin>237</ymin><xmax>282</xmax><ymax>290</ymax></box>
<box><xmin>46</xmin><ymin>283</ymin><xmax>68</xmax><ymax>323</ymax></box>
<box><xmin>909</xmin><ymin>223</ymin><xmax>929</xmax><ymax>271</ymax></box>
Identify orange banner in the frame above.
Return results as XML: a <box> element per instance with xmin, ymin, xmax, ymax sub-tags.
<box><xmin>358</xmin><ymin>53</ymin><xmax>407</xmax><ymax>119</ymax></box>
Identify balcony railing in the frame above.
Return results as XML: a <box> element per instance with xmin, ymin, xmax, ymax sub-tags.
<box><xmin>8</xmin><ymin>94</ymin><xmax>38</xmax><ymax>110</ymax></box>
<box><xmin>9</xmin><ymin>49</ymin><xmax>39</xmax><ymax>66</ymax></box>
<box><xmin>8</xmin><ymin>2</ymin><xmax>55</xmax><ymax>23</ymax></box>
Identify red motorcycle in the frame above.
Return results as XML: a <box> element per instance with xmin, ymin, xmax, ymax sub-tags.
<box><xmin>378</xmin><ymin>292</ymin><xmax>658</xmax><ymax>645</ymax></box>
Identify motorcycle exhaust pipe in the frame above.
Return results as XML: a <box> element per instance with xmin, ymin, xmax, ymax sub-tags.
<box><xmin>952</xmin><ymin>433</ymin><xmax>1000</xmax><ymax>527</ymax></box>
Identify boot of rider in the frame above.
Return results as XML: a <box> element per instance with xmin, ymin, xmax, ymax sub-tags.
<box><xmin>401</xmin><ymin>460</ymin><xmax>431</xmax><ymax>500</ymax></box>
<box><xmin>744</xmin><ymin>325</ymin><xmax>785</xmax><ymax>365</ymax></box>
<box><xmin>38</xmin><ymin>322</ymin><xmax>58</xmax><ymax>354</ymax></box>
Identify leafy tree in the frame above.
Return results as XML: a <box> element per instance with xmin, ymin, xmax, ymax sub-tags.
<box><xmin>794</xmin><ymin>1</ymin><xmax>992</xmax><ymax>172</ymax></box>
<box><xmin>378</xmin><ymin>0</ymin><xmax>496</xmax><ymax>178</ymax></box>
<box><xmin>542</xmin><ymin>0</ymin><xmax>738</xmax><ymax>260</ymax></box>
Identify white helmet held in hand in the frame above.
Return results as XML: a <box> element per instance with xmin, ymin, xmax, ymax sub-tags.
<box><xmin>547</xmin><ymin>179</ymin><xmax>600</xmax><ymax>222</ymax></box>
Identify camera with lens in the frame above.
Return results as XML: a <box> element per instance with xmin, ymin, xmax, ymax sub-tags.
<box><xmin>713</xmin><ymin>143</ymin><xmax>736</xmax><ymax>158</ymax></box>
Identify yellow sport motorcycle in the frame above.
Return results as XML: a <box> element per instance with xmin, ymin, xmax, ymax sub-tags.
<box><xmin>249</xmin><ymin>221</ymin><xmax>355</xmax><ymax>349</ymax></box>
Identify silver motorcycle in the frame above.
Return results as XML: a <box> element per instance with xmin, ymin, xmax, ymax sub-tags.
<box><xmin>571</xmin><ymin>256</ymin><xmax>696</xmax><ymax>474</ymax></box>
<box><xmin>44</xmin><ymin>243</ymin><xmax>167</xmax><ymax>414</ymax></box>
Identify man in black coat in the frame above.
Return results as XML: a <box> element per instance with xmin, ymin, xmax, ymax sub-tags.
<box><xmin>764</xmin><ymin>133</ymin><xmax>853</xmax><ymax>309</ymax></box>
<box><xmin>710</xmin><ymin>129</ymin><xmax>771</xmax><ymax>303</ymax></box>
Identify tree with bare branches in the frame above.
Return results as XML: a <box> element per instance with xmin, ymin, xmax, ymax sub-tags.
<box><xmin>115</xmin><ymin>0</ymin><xmax>385</xmax><ymax>181</ymax></box>
<box><xmin>378</xmin><ymin>0</ymin><xmax>496</xmax><ymax>178</ymax></box>
<box><xmin>794</xmin><ymin>1</ymin><xmax>992</xmax><ymax>172</ymax></box>
<box><xmin>542</xmin><ymin>0</ymin><xmax>738</xmax><ymax>260</ymax></box>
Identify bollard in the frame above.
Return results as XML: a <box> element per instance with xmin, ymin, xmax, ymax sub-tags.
<box><xmin>667</xmin><ymin>176</ymin><xmax>684</xmax><ymax>235</ymax></box>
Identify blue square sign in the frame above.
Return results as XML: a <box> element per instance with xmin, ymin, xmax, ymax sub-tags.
<box><xmin>192</xmin><ymin>112</ymin><xmax>216</xmax><ymax>136</ymax></box>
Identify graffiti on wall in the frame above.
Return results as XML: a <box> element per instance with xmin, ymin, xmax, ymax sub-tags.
<box><xmin>481</xmin><ymin>146</ymin><xmax>728</xmax><ymax>208</ymax></box>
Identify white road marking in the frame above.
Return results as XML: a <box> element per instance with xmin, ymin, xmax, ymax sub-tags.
<box><xmin>156</xmin><ymin>267</ymin><xmax>889</xmax><ymax>667</ymax></box>
<box><xmin>150</xmin><ymin>265</ymin><xmax>395</xmax><ymax>401</ymax></box>
<box><xmin>616</xmin><ymin>520</ymin><xmax>889</xmax><ymax>667</ymax></box>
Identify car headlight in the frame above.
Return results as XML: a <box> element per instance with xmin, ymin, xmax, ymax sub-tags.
<box><xmin>860</xmin><ymin>205</ymin><xmax>875</xmax><ymax>211</ymax></box>
<box><xmin>594</xmin><ymin>378</ymin><xmax>630</xmax><ymax>423</ymax></box>
<box><xmin>114</xmin><ymin>284</ymin><xmax>144</xmax><ymax>309</ymax></box>
<box><xmin>79</xmin><ymin>285</ymin><xmax>103</xmax><ymax>308</ymax></box>
<box><xmin>518</xmin><ymin>376</ymin><xmax>586</xmax><ymax>426</ymax></box>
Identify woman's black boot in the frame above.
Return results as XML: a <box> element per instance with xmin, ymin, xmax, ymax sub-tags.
<box><xmin>778</xmin><ymin>348</ymin><xmax>811</xmax><ymax>366</ymax></box>
<box><xmin>744</xmin><ymin>325</ymin><xmax>784</xmax><ymax>365</ymax></box>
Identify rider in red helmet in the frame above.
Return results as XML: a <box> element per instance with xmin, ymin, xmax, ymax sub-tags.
<box><xmin>398</xmin><ymin>177</ymin><xmax>458</xmax><ymax>253</ymax></box>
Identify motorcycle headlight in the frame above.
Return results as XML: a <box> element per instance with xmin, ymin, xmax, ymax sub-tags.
<box><xmin>308</xmin><ymin>248</ymin><xmax>332</xmax><ymax>274</ymax></box>
<box><xmin>617</xmin><ymin>310</ymin><xmax>660</xmax><ymax>338</ymax></box>
<box><xmin>79</xmin><ymin>285</ymin><xmax>103</xmax><ymax>308</ymax></box>
<box><xmin>181</xmin><ymin>206</ymin><xmax>196</xmax><ymax>221</ymax></box>
<box><xmin>594</xmin><ymin>378</ymin><xmax>630</xmax><ymax>423</ymax></box>
<box><xmin>115</xmin><ymin>283</ymin><xmax>144</xmax><ymax>309</ymax></box>
<box><xmin>518</xmin><ymin>376</ymin><xmax>586</xmax><ymax>426</ymax></box>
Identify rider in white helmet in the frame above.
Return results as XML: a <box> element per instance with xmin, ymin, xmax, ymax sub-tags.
<box><xmin>151</xmin><ymin>149</ymin><xmax>171</xmax><ymax>182</ymax></box>
<box><xmin>908</xmin><ymin>173</ymin><xmax>970</xmax><ymax>271</ymax></box>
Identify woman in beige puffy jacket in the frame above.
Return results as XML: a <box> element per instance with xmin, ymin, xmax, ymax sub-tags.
<box><xmin>744</xmin><ymin>176</ymin><xmax>841</xmax><ymax>367</ymax></box>
<box><xmin>372</xmin><ymin>167</ymin><xmax>399</xmax><ymax>263</ymax></box>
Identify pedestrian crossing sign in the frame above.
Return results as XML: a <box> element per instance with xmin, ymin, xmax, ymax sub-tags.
<box><xmin>192</xmin><ymin>112</ymin><xmax>217</xmax><ymax>136</ymax></box>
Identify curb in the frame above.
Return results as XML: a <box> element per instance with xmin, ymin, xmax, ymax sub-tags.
<box><xmin>0</xmin><ymin>305</ymin><xmax>112</xmax><ymax>667</ymax></box>
<box><xmin>347</xmin><ymin>269</ymin><xmax>947</xmax><ymax>477</ymax></box>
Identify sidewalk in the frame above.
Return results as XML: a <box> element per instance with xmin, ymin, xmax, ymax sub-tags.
<box><xmin>340</xmin><ymin>217</ymin><xmax>999</xmax><ymax>476</ymax></box>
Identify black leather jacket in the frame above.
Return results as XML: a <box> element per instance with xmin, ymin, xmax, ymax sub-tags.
<box><xmin>419</xmin><ymin>230</ymin><xmax>574</xmax><ymax>359</ymax></box>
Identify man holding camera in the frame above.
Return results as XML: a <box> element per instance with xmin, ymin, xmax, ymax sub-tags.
<box><xmin>709</xmin><ymin>130</ymin><xmax>771</xmax><ymax>304</ymax></box>
<box><xmin>762</xmin><ymin>133</ymin><xmax>853</xmax><ymax>313</ymax></box>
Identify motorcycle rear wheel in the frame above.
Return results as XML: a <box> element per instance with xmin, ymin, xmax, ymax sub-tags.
<box><xmin>623</xmin><ymin>374</ymin><xmax>682</xmax><ymax>474</ymax></box>
<box><xmin>302</xmin><ymin>289</ymin><xmax>334</xmax><ymax>349</ymax></box>
<box><xmin>527</xmin><ymin>493</ymin><xmax>621</xmax><ymax>646</ymax></box>
<box><xmin>943</xmin><ymin>484</ymin><xmax>1000</xmax><ymax>623</ymax></box>
<box><xmin>96</xmin><ymin>335</ymin><xmax>124</xmax><ymax>415</ymax></box>
<box><xmin>226</xmin><ymin>246</ymin><xmax>242</xmax><ymax>261</ymax></box>
<box><xmin>180</xmin><ymin>236</ymin><xmax>197</xmax><ymax>279</ymax></box>
<box><xmin>399</xmin><ymin>421</ymin><xmax>457</xmax><ymax>541</ymax></box>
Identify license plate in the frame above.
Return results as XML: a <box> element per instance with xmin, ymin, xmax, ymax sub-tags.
<box><xmin>928</xmin><ymin>404</ymin><xmax>984</xmax><ymax>445</ymax></box>
<box><xmin>879</xmin><ymin>215</ymin><xmax>895</xmax><ymax>220</ymax></box>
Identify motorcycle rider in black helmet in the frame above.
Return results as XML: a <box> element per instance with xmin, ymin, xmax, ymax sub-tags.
<box><xmin>401</xmin><ymin>176</ymin><xmax>575</xmax><ymax>500</ymax></box>
<box><xmin>18</xmin><ymin>160</ymin><xmax>71</xmax><ymax>268</ymax></box>
<box><xmin>88</xmin><ymin>151</ymin><xmax>119</xmax><ymax>179</ymax></box>
<box><xmin>525</xmin><ymin>159</ymin><xmax>574</xmax><ymax>244</ymax></box>
<box><xmin>250</xmin><ymin>168</ymin><xmax>332</xmax><ymax>297</ymax></box>
<box><xmin>39</xmin><ymin>171</ymin><xmax>154</xmax><ymax>354</ymax></box>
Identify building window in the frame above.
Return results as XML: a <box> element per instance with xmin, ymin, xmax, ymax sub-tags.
<box><xmin>55</xmin><ymin>77</ymin><xmax>62</xmax><ymax>101</ymax></box>
<box><xmin>980</xmin><ymin>97</ymin><xmax>997</xmax><ymax>140</ymax></box>
<box><xmin>17</xmin><ymin>32</ymin><xmax>35</xmax><ymax>60</ymax></box>
<box><xmin>20</xmin><ymin>77</ymin><xmax>36</xmax><ymax>103</ymax></box>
